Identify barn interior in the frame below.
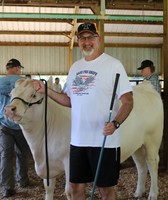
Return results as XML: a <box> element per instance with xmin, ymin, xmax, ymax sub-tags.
<box><xmin>0</xmin><ymin>0</ymin><xmax>168</xmax><ymax>176</ymax></box>
<box><xmin>0</xmin><ymin>0</ymin><xmax>164</xmax><ymax>76</ymax></box>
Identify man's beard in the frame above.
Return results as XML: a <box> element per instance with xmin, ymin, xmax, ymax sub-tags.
<box><xmin>82</xmin><ymin>48</ymin><xmax>95</xmax><ymax>57</ymax></box>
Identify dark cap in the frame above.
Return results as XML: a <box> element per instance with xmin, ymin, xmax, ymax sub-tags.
<box><xmin>6</xmin><ymin>58</ymin><xmax>24</xmax><ymax>69</ymax></box>
<box><xmin>137</xmin><ymin>60</ymin><xmax>154</xmax><ymax>70</ymax></box>
<box><xmin>77</xmin><ymin>23</ymin><xmax>99</xmax><ymax>36</ymax></box>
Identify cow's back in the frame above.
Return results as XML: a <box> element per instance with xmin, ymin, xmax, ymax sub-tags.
<box><xmin>120</xmin><ymin>81</ymin><xmax>163</xmax><ymax>162</ymax></box>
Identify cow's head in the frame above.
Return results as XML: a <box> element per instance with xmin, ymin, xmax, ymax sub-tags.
<box><xmin>4</xmin><ymin>78</ymin><xmax>45</xmax><ymax>124</ymax></box>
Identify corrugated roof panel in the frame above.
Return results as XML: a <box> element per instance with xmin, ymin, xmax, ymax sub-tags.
<box><xmin>0</xmin><ymin>6</ymin><xmax>93</xmax><ymax>14</ymax></box>
<box><xmin>105</xmin><ymin>36</ymin><xmax>163</xmax><ymax>44</ymax></box>
<box><xmin>0</xmin><ymin>46</ymin><xmax>70</xmax><ymax>74</ymax></box>
<box><xmin>0</xmin><ymin>35</ymin><xmax>69</xmax><ymax>43</ymax></box>
<box><xmin>0</xmin><ymin>5</ymin><xmax>164</xmax><ymax>46</ymax></box>
<box><xmin>40</xmin><ymin>7</ymin><xmax>75</xmax><ymax>13</ymax></box>
<box><xmin>0</xmin><ymin>6</ymin><xmax>40</xmax><ymax>13</ymax></box>
<box><xmin>105</xmin><ymin>24</ymin><xmax>163</xmax><ymax>33</ymax></box>
<box><xmin>0</xmin><ymin>21</ymin><xmax>72</xmax><ymax>31</ymax></box>
<box><xmin>106</xmin><ymin>9</ymin><xmax>163</xmax><ymax>16</ymax></box>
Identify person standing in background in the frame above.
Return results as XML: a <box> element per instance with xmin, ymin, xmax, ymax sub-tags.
<box><xmin>25</xmin><ymin>74</ymin><xmax>32</xmax><ymax>79</ymax></box>
<box><xmin>0</xmin><ymin>59</ymin><xmax>30</xmax><ymax>198</ymax></box>
<box><xmin>52</xmin><ymin>77</ymin><xmax>62</xmax><ymax>93</ymax></box>
<box><xmin>137</xmin><ymin>59</ymin><xmax>161</xmax><ymax>94</ymax></box>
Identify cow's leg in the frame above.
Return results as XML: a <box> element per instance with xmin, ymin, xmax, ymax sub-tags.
<box><xmin>132</xmin><ymin>146</ymin><xmax>148</xmax><ymax>198</ymax></box>
<box><xmin>63</xmin><ymin>156</ymin><xmax>71</xmax><ymax>200</ymax></box>
<box><xmin>43</xmin><ymin>178</ymin><xmax>56</xmax><ymax>200</ymax></box>
<box><xmin>145</xmin><ymin>147</ymin><xmax>159</xmax><ymax>200</ymax></box>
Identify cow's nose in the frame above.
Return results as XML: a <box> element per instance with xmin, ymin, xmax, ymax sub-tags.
<box><xmin>11</xmin><ymin>107</ymin><xmax>16</xmax><ymax>111</ymax></box>
<box><xmin>4</xmin><ymin>106</ymin><xmax>16</xmax><ymax>114</ymax></box>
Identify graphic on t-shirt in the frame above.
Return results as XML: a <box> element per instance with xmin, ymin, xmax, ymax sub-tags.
<box><xmin>72</xmin><ymin>70</ymin><xmax>97</xmax><ymax>95</ymax></box>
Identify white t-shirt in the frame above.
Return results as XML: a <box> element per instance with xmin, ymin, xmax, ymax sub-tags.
<box><xmin>52</xmin><ymin>83</ymin><xmax>62</xmax><ymax>93</ymax></box>
<box><xmin>66</xmin><ymin>53</ymin><xmax>132</xmax><ymax>148</ymax></box>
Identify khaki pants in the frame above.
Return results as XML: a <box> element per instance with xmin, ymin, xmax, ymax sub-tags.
<box><xmin>0</xmin><ymin>126</ymin><xmax>29</xmax><ymax>190</ymax></box>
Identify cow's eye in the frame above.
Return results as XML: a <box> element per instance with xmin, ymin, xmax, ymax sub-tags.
<box><xmin>31</xmin><ymin>94</ymin><xmax>36</xmax><ymax>98</ymax></box>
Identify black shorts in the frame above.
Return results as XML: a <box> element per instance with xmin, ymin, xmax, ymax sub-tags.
<box><xmin>70</xmin><ymin>145</ymin><xmax>120</xmax><ymax>187</ymax></box>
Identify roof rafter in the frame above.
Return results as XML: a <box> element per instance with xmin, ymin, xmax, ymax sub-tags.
<box><xmin>0</xmin><ymin>13</ymin><xmax>163</xmax><ymax>22</ymax></box>
<box><xmin>0</xmin><ymin>41</ymin><xmax>162</xmax><ymax>48</ymax></box>
<box><xmin>0</xmin><ymin>0</ymin><xmax>163</xmax><ymax>11</ymax></box>
<box><xmin>0</xmin><ymin>30</ymin><xmax>163</xmax><ymax>38</ymax></box>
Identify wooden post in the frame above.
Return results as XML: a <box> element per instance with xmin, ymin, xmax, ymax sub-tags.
<box><xmin>97</xmin><ymin>20</ymin><xmax>105</xmax><ymax>53</ymax></box>
<box><xmin>97</xmin><ymin>0</ymin><xmax>105</xmax><ymax>53</ymax></box>
<box><xmin>163</xmin><ymin>0</ymin><xmax>168</xmax><ymax>171</ymax></box>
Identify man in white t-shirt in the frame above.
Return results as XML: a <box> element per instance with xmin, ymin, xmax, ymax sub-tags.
<box><xmin>37</xmin><ymin>22</ymin><xmax>133</xmax><ymax>200</ymax></box>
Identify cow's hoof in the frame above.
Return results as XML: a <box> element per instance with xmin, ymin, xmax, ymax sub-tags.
<box><xmin>133</xmin><ymin>192</ymin><xmax>143</xmax><ymax>198</ymax></box>
<box><xmin>148</xmin><ymin>191</ymin><xmax>158</xmax><ymax>200</ymax></box>
<box><xmin>147</xmin><ymin>196</ymin><xmax>158</xmax><ymax>200</ymax></box>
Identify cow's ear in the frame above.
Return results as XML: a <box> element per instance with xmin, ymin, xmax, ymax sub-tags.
<box><xmin>15</xmin><ymin>78</ymin><xmax>25</xmax><ymax>87</ymax></box>
<box><xmin>33</xmin><ymin>81</ymin><xmax>41</xmax><ymax>91</ymax></box>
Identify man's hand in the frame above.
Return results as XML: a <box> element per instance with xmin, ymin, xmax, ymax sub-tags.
<box><xmin>33</xmin><ymin>79</ymin><xmax>45</xmax><ymax>93</ymax></box>
<box><xmin>103</xmin><ymin>122</ymin><xmax>116</xmax><ymax>136</ymax></box>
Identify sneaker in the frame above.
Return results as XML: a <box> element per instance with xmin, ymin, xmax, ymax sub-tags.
<box><xmin>17</xmin><ymin>180</ymin><xmax>29</xmax><ymax>188</ymax></box>
<box><xmin>2</xmin><ymin>189</ymin><xmax>15</xmax><ymax>198</ymax></box>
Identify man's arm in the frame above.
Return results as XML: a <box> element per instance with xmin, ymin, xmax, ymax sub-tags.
<box><xmin>103</xmin><ymin>91</ymin><xmax>133</xmax><ymax>135</ymax></box>
<box><xmin>35</xmin><ymin>80</ymin><xmax>71</xmax><ymax>107</ymax></box>
<box><xmin>48</xmin><ymin>88</ymin><xmax>71</xmax><ymax>107</ymax></box>
<box><xmin>113</xmin><ymin>92</ymin><xmax>133</xmax><ymax>124</ymax></box>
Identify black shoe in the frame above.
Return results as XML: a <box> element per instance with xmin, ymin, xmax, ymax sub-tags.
<box><xmin>18</xmin><ymin>182</ymin><xmax>28</xmax><ymax>188</ymax></box>
<box><xmin>17</xmin><ymin>180</ymin><xmax>29</xmax><ymax>188</ymax></box>
<box><xmin>2</xmin><ymin>189</ymin><xmax>14</xmax><ymax>198</ymax></box>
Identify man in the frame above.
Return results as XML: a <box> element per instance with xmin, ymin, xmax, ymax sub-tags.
<box><xmin>0</xmin><ymin>59</ymin><xmax>30</xmax><ymax>198</ymax></box>
<box><xmin>25</xmin><ymin>74</ymin><xmax>32</xmax><ymax>79</ymax></box>
<box><xmin>137</xmin><ymin>59</ymin><xmax>161</xmax><ymax>94</ymax></box>
<box><xmin>37</xmin><ymin>23</ymin><xmax>133</xmax><ymax>200</ymax></box>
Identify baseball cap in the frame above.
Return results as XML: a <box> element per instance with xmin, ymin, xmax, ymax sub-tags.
<box><xmin>137</xmin><ymin>60</ymin><xmax>154</xmax><ymax>70</ymax></box>
<box><xmin>6</xmin><ymin>58</ymin><xmax>24</xmax><ymax>69</ymax></box>
<box><xmin>77</xmin><ymin>23</ymin><xmax>99</xmax><ymax>36</ymax></box>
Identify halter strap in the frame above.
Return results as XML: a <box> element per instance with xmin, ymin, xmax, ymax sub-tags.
<box><xmin>11</xmin><ymin>96</ymin><xmax>43</xmax><ymax>107</ymax></box>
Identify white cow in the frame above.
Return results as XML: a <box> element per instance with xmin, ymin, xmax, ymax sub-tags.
<box><xmin>4</xmin><ymin>79</ymin><xmax>163</xmax><ymax>200</ymax></box>
<box><xmin>120</xmin><ymin>81</ymin><xmax>163</xmax><ymax>200</ymax></box>
<box><xmin>4</xmin><ymin>79</ymin><xmax>71</xmax><ymax>200</ymax></box>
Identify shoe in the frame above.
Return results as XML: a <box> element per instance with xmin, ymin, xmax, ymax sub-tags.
<box><xmin>2</xmin><ymin>189</ymin><xmax>15</xmax><ymax>198</ymax></box>
<box><xmin>17</xmin><ymin>180</ymin><xmax>29</xmax><ymax>188</ymax></box>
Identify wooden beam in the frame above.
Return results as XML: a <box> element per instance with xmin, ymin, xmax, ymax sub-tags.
<box><xmin>0</xmin><ymin>42</ymin><xmax>69</xmax><ymax>46</ymax></box>
<box><xmin>0</xmin><ymin>41</ymin><xmax>162</xmax><ymax>48</ymax></box>
<box><xmin>0</xmin><ymin>30</ymin><xmax>162</xmax><ymax>38</ymax></box>
<box><xmin>106</xmin><ymin>0</ymin><xmax>163</xmax><ymax>11</ymax></box>
<box><xmin>104</xmin><ymin>43</ymin><xmax>162</xmax><ymax>48</ymax></box>
<box><xmin>163</xmin><ymin>0</ymin><xmax>168</xmax><ymax>171</ymax></box>
<box><xmin>0</xmin><ymin>18</ymin><xmax>162</xmax><ymax>26</ymax></box>
<box><xmin>0</xmin><ymin>0</ymin><xmax>163</xmax><ymax>11</ymax></box>
<box><xmin>0</xmin><ymin>13</ymin><xmax>162</xmax><ymax>22</ymax></box>
<box><xmin>69</xmin><ymin>6</ymin><xmax>79</xmax><ymax>50</ymax></box>
<box><xmin>69</xmin><ymin>6</ymin><xmax>79</xmax><ymax>68</ymax></box>
<box><xmin>0</xmin><ymin>30</ymin><xmax>71</xmax><ymax>36</ymax></box>
<box><xmin>105</xmin><ymin>32</ymin><xmax>163</xmax><ymax>37</ymax></box>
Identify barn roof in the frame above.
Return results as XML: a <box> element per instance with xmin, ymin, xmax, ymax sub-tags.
<box><xmin>0</xmin><ymin>0</ymin><xmax>163</xmax><ymax>47</ymax></box>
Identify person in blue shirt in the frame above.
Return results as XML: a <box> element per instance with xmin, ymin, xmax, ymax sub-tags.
<box><xmin>0</xmin><ymin>59</ymin><xmax>30</xmax><ymax>198</ymax></box>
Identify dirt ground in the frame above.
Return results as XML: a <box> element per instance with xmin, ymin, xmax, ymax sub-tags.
<box><xmin>0</xmin><ymin>156</ymin><xmax>168</xmax><ymax>200</ymax></box>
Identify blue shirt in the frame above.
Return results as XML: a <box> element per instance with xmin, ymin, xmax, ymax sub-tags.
<box><xmin>0</xmin><ymin>75</ymin><xmax>23</xmax><ymax>129</ymax></box>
